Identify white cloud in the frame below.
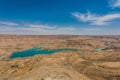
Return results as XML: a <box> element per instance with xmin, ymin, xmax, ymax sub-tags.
<box><xmin>109</xmin><ymin>0</ymin><xmax>120</xmax><ymax>8</ymax></box>
<box><xmin>72</xmin><ymin>11</ymin><xmax>120</xmax><ymax>25</ymax></box>
<box><xmin>0</xmin><ymin>23</ymin><xmax>76</xmax><ymax>35</ymax></box>
<box><xmin>0</xmin><ymin>21</ymin><xmax>120</xmax><ymax>35</ymax></box>
<box><xmin>0</xmin><ymin>25</ymin><xmax>120</xmax><ymax>35</ymax></box>
<box><xmin>0</xmin><ymin>21</ymin><xmax>19</xmax><ymax>26</ymax></box>
<box><xmin>24</xmin><ymin>24</ymin><xmax>57</xmax><ymax>30</ymax></box>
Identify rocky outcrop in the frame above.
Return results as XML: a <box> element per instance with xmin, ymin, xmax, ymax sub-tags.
<box><xmin>0</xmin><ymin>35</ymin><xmax>120</xmax><ymax>80</ymax></box>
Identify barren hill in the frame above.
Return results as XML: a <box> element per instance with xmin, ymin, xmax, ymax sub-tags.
<box><xmin>0</xmin><ymin>35</ymin><xmax>120</xmax><ymax>80</ymax></box>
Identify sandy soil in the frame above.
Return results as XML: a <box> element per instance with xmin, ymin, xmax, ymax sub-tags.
<box><xmin>0</xmin><ymin>35</ymin><xmax>120</xmax><ymax>80</ymax></box>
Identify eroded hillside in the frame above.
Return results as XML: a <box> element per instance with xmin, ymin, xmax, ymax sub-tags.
<box><xmin>0</xmin><ymin>35</ymin><xmax>120</xmax><ymax>80</ymax></box>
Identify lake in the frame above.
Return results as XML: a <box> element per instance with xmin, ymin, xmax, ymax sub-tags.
<box><xmin>10</xmin><ymin>47</ymin><xmax>79</xmax><ymax>58</ymax></box>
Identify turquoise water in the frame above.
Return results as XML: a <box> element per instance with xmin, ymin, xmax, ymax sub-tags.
<box><xmin>10</xmin><ymin>47</ymin><xmax>79</xmax><ymax>58</ymax></box>
<box><xmin>95</xmin><ymin>48</ymin><xmax>107</xmax><ymax>51</ymax></box>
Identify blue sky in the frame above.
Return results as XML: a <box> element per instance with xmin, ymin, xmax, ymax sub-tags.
<box><xmin>0</xmin><ymin>0</ymin><xmax>120</xmax><ymax>35</ymax></box>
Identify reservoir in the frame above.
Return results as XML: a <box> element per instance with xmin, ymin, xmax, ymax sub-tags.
<box><xmin>10</xmin><ymin>47</ymin><xmax>79</xmax><ymax>58</ymax></box>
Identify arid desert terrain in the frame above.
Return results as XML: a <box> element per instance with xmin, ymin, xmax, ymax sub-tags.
<box><xmin>0</xmin><ymin>35</ymin><xmax>120</xmax><ymax>80</ymax></box>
